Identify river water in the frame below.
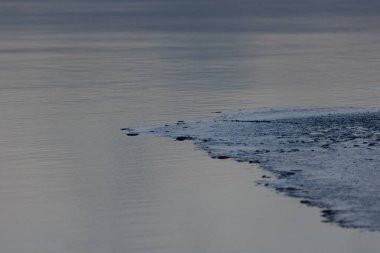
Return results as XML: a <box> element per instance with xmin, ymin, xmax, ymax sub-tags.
<box><xmin>1</xmin><ymin>1</ymin><xmax>380</xmax><ymax>252</ymax></box>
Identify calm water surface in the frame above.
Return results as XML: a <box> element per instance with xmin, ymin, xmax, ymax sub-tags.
<box><xmin>1</xmin><ymin>1</ymin><xmax>380</xmax><ymax>252</ymax></box>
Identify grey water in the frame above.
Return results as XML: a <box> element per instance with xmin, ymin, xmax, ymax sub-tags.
<box><xmin>1</xmin><ymin>0</ymin><xmax>380</xmax><ymax>252</ymax></box>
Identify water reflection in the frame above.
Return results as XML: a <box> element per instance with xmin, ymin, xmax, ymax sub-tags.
<box><xmin>1</xmin><ymin>0</ymin><xmax>380</xmax><ymax>33</ymax></box>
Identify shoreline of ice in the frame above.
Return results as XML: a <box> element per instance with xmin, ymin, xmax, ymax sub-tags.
<box><xmin>124</xmin><ymin>107</ymin><xmax>380</xmax><ymax>231</ymax></box>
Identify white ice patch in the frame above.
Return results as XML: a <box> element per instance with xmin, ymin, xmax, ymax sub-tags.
<box><xmin>125</xmin><ymin>107</ymin><xmax>380</xmax><ymax>231</ymax></box>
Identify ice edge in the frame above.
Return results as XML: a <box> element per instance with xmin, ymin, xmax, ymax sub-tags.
<box><xmin>123</xmin><ymin>107</ymin><xmax>380</xmax><ymax>232</ymax></box>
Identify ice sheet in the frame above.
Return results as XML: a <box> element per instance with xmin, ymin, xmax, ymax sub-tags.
<box><xmin>125</xmin><ymin>107</ymin><xmax>380</xmax><ymax>231</ymax></box>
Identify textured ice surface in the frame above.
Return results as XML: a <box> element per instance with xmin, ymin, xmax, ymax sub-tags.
<box><xmin>125</xmin><ymin>107</ymin><xmax>380</xmax><ymax>231</ymax></box>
